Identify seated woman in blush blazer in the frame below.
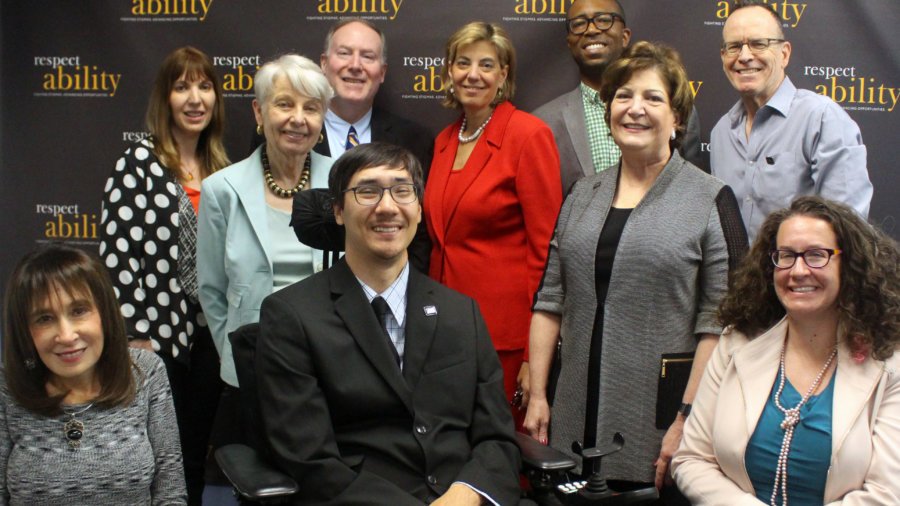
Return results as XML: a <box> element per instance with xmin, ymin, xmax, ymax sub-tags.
<box><xmin>672</xmin><ymin>196</ymin><xmax>900</xmax><ymax>505</ymax></box>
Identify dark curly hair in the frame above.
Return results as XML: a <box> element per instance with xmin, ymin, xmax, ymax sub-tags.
<box><xmin>718</xmin><ymin>196</ymin><xmax>900</xmax><ymax>360</ymax></box>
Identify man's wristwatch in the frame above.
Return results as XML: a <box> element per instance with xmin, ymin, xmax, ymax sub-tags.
<box><xmin>677</xmin><ymin>402</ymin><xmax>692</xmax><ymax>418</ymax></box>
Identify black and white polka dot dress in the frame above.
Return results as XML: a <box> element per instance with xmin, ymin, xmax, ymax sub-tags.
<box><xmin>99</xmin><ymin>139</ymin><xmax>206</xmax><ymax>364</ymax></box>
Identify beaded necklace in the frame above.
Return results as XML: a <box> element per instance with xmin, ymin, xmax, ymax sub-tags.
<box><xmin>769</xmin><ymin>341</ymin><xmax>837</xmax><ymax>506</ymax></box>
<box><xmin>262</xmin><ymin>144</ymin><xmax>311</xmax><ymax>198</ymax></box>
<box><xmin>458</xmin><ymin>111</ymin><xmax>493</xmax><ymax>144</ymax></box>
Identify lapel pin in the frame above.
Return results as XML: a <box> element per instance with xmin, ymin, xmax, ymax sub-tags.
<box><xmin>423</xmin><ymin>305</ymin><xmax>437</xmax><ymax>316</ymax></box>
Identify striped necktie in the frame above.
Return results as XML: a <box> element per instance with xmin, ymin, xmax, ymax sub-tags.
<box><xmin>345</xmin><ymin>126</ymin><xmax>359</xmax><ymax>150</ymax></box>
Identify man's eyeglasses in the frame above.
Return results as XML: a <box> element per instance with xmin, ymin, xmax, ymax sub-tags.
<box><xmin>343</xmin><ymin>183</ymin><xmax>418</xmax><ymax>206</ymax></box>
<box><xmin>566</xmin><ymin>13</ymin><xmax>625</xmax><ymax>35</ymax></box>
<box><xmin>770</xmin><ymin>248</ymin><xmax>841</xmax><ymax>269</ymax></box>
<box><xmin>721</xmin><ymin>38</ymin><xmax>786</xmax><ymax>56</ymax></box>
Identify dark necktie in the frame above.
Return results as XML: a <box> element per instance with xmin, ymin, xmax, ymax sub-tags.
<box><xmin>345</xmin><ymin>126</ymin><xmax>359</xmax><ymax>151</ymax></box>
<box><xmin>371</xmin><ymin>296</ymin><xmax>400</xmax><ymax>367</ymax></box>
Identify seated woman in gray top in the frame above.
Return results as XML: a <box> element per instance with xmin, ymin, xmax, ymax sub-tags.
<box><xmin>1</xmin><ymin>244</ymin><xmax>185</xmax><ymax>505</ymax></box>
<box><xmin>524</xmin><ymin>41</ymin><xmax>748</xmax><ymax>497</ymax></box>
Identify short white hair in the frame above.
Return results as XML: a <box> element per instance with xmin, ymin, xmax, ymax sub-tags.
<box><xmin>254</xmin><ymin>54</ymin><xmax>334</xmax><ymax>107</ymax></box>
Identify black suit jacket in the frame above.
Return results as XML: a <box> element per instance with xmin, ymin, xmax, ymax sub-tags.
<box><xmin>255</xmin><ymin>260</ymin><xmax>520</xmax><ymax>505</ymax></box>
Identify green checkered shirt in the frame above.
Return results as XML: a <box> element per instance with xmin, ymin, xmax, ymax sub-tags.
<box><xmin>581</xmin><ymin>82</ymin><xmax>620</xmax><ymax>172</ymax></box>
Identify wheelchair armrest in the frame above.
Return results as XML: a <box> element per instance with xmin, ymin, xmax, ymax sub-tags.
<box><xmin>215</xmin><ymin>444</ymin><xmax>299</xmax><ymax>502</ymax></box>
<box><xmin>516</xmin><ymin>432</ymin><xmax>577</xmax><ymax>472</ymax></box>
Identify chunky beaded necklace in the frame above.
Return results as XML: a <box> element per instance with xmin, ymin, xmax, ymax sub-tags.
<box><xmin>262</xmin><ymin>144</ymin><xmax>310</xmax><ymax>198</ymax></box>
<box><xmin>458</xmin><ymin>111</ymin><xmax>493</xmax><ymax>144</ymax></box>
<box><xmin>769</xmin><ymin>341</ymin><xmax>837</xmax><ymax>506</ymax></box>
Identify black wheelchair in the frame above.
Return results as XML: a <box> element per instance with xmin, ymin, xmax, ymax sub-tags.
<box><xmin>216</xmin><ymin>323</ymin><xmax>657</xmax><ymax>505</ymax></box>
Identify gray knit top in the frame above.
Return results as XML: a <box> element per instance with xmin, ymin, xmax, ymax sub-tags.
<box><xmin>534</xmin><ymin>151</ymin><xmax>747</xmax><ymax>482</ymax></box>
<box><xmin>0</xmin><ymin>349</ymin><xmax>186</xmax><ymax>505</ymax></box>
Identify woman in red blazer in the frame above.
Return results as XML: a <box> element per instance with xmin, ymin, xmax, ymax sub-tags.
<box><xmin>425</xmin><ymin>21</ymin><xmax>562</xmax><ymax>427</ymax></box>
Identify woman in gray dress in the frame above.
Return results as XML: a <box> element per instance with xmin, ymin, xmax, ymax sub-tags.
<box><xmin>524</xmin><ymin>41</ymin><xmax>748</xmax><ymax>499</ymax></box>
<box><xmin>1</xmin><ymin>245</ymin><xmax>185</xmax><ymax>505</ymax></box>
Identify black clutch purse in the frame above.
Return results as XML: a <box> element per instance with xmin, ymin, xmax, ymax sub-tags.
<box><xmin>655</xmin><ymin>352</ymin><xmax>693</xmax><ymax>429</ymax></box>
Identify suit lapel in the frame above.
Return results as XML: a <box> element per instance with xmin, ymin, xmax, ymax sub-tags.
<box><xmin>225</xmin><ymin>146</ymin><xmax>272</xmax><ymax>268</ymax></box>
<box><xmin>330</xmin><ymin>261</ymin><xmax>412</xmax><ymax>412</ymax></box>
<box><xmin>314</xmin><ymin>128</ymin><xmax>332</xmax><ymax>157</ymax></box>
<box><xmin>441</xmin><ymin>101</ymin><xmax>514</xmax><ymax>235</ymax></box>
<box><xmin>370</xmin><ymin>108</ymin><xmax>394</xmax><ymax>144</ymax></box>
<box><xmin>563</xmin><ymin>87</ymin><xmax>594</xmax><ymax>178</ymax></box>
<box><xmin>401</xmin><ymin>269</ymin><xmax>438</xmax><ymax>387</ymax></box>
<box><xmin>831</xmin><ymin>346</ymin><xmax>883</xmax><ymax>458</ymax></box>
<box><xmin>733</xmin><ymin>320</ymin><xmax>784</xmax><ymax>436</ymax></box>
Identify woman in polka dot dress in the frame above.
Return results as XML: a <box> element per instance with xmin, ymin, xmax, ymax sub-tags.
<box><xmin>98</xmin><ymin>46</ymin><xmax>229</xmax><ymax>505</ymax></box>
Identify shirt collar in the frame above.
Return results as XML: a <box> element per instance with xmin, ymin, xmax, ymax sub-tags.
<box><xmin>763</xmin><ymin>75</ymin><xmax>795</xmax><ymax>117</ymax></box>
<box><xmin>356</xmin><ymin>262</ymin><xmax>409</xmax><ymax>327</ymax></box>
<box><xmin>325</xmin><ymin>108</ymin><xmax>373</xmax><ymax>134</ymax></box>
<box><xmin>580</xmin><ymin>81</ymin><xmax>604</xmax><ymax>106</ymax></box>
<box><xmin>728</xmin><ymin>75</ymin><xmax>795</xmax><ymax>127</ymax></box>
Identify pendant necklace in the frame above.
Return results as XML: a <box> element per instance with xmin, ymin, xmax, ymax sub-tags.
<box><xmin>62</xmin><ymin>403</ymin><xmax>94</xmax><ymax>449</ymax></box>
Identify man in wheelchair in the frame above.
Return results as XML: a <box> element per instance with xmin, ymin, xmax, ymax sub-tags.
<box><xmin>254</xmin><ymin>143</ymin><xmax>521</xmax><ymax>504</ymax></box>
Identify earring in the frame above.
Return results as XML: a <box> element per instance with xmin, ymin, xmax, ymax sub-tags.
<box><xmin>318</xmin><ymin>133</ymin><xmax>324</xmax><ymax>144</ymax></box>
<box><xmin>256</xmin><ymin>124</ymin><xmax>263</xmax><ymax>136</ymax></box>
<box><xmin>670</xmin><ymin>129</ymin><xmax>677</xmax><ymax>140</ymax></box>
<box><xmin>448</xmin><ymin>84</ymin><xmax>455</xmax><ymax>95</ymax></box>
<box><xmin>24</xmin><ymin>358</ymin><xmax>36</xmax><ymax>370</ymax></box>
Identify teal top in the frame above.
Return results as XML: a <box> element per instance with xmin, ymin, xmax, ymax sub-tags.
<box><xmin>746</xmin><ymin>370</ymin><xmax>836</xmax><ymax>505</ymax></box>
<box><xmin>267</xmin><ymin>205</ymin><xmax>314</xmax><ymax>291</ymax></box>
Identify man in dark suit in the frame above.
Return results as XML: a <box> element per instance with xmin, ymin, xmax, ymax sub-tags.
<box><xmin>318</xmin><ymin>19</ymin><xmax>434</xmax><ymax>272</ymax></box>
<box><xmin>533</xmin><ymin>0</ymin><xmax>704</xmax><ymax>195</ymax></box>
<box><xmin>317</xmin><ymin>19</ymin><xmax>433</xmax><ymax>173</ymax></box>
<box><xmin>256</xmin><ymin>143</ymin><xmax>521</xmax><ymax>505</ymax></box>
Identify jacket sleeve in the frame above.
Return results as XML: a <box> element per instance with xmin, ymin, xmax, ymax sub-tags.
<box><xmin>450</xmin><ymin>300</ymin><xmax>522</xmax><ymax>504</ymax></box>
<box><xmin>142</xmin><ymin>352</ymin><xmax>188</xmax><ymax>505</ymax></box>
<box><xmin>255</xmin><ymin>294</ymin><xmax>423</xmax><ymax>505</ymax></box>
<box><xmin>99</xmin><ymin>148</ymin><xmax>154</xmax><ymax>342</ymax></box>
<box><xmin>809</xmin><ymin>102</ymin><xmax>872</xmax><ymax>220</ymax></box>
<box><xmin>695</xmin><ymin>186</ymin><xmax>748</xmax><ymax>335</ymax></box>
<box><xmin>0</xmin><ymin>384</ymin><xmax>10</xmax><ymax>505</ymax></box>
<box><xmin>532</xmin><ymin>178</ymin><xmax>582</xmax><ymax>315</ymax></box>
<box><xmin>679</xmin><ymin>105</ymin><xmax>705</xmax><ymax>172</ymax></box>
<box><xmin>671</xmin><ymin>332</ymin><xmax>766</xmax><ymax>505</ymax></box>
<box><xmin>825</xmin><ymin>363</ymin><xmax>900</xmax><ymax>505</ymax></box>
<box><xmin>196</xmin><ymin>178</ymin><xmax>230</xmax><ymax>356</ymax></box>
<box><xmin>515</xmin><ymin>123</ymin><xmax>563</xmax><ymax>312</ymax></box>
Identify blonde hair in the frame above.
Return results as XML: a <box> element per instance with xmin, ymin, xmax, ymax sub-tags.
<box><xmin>440</xmin><ymin>22</ymin><xmax>516</xmax><ymax>109</ymax></box>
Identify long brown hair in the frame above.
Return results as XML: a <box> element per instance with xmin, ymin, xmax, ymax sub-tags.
<box><xmin>718</xmin><ymin>197</ymin><xmax>900</xmax><ymax>360</ymax></box>
<box><xmin>145</xmin><ymin>46</ymin><xmax>229</xmax><ymax>179</ymax></box>
<box><xmin>3</xmin><ymin>245</ymin><xmax>137</xmax><ymax>416</ymax></box>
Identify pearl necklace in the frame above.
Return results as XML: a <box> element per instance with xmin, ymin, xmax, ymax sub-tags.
<box><xmin>458</xmin><ymin>111</ymin><xmax>493</xmax><ymax>143</ymax></box>
<box><xmin>62</xmin><ymin>402</ymin><xmax>93</xmax><ymax>450</ymax></box>
<box><xmin>770</xmin><ymin>342</ymin><xmax>837</xmax><ymax>506</ymax></box>
<box><xmin>262</xmin><ymin>144</ymin><xmax>311</xmax><ymax>198</ymax></box>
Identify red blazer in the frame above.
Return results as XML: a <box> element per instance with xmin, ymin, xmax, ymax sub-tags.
<box><xmin>425</xmin><ymin>101</ymin><xmax>562</xmax><ymax>351</ymax></box>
